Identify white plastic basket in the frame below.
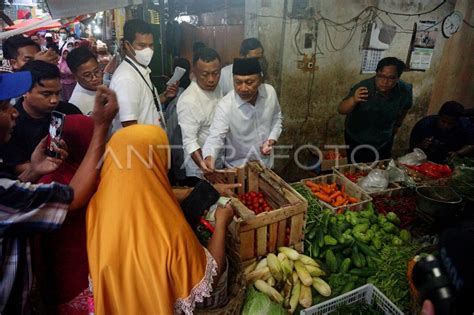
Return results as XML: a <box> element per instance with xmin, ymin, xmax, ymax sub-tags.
<box><xmin>300</xmin><ymin>284</ymin><xmax>403</xmax><ymax>315</ymax></box>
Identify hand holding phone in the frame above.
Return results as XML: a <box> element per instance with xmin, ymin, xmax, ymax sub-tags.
<box><xmin>45</xmin><ymin>111</ymin><xmax>66</xmax><ymax>158</ymax></box>
<box><xmin>353</xmin><ymin>86</ymin><xmax>369</xmax><ymax>103</ymax></box>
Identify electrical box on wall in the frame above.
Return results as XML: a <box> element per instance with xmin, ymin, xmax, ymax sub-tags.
<box><xmin>291</xmin><ymin>0</ymin><xmax>309</xmax><ymax>17</ymax></box>
<box><xmin>297</xmin><ymin>53</ymin><xmax>318</xmax><ymax>72</ymax></box>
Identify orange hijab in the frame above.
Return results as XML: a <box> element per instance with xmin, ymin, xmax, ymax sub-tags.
<box><xmin>86</xmin><ymin>125</ymin><xmax>217</xmax><ymax>314</ymax></box>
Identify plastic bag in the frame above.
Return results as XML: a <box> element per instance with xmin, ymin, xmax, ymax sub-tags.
<box><xmin>358</xmin><ymin>169</ymin><xmax>389</xmax><ymax>192</ymax></box>
<box><xmin>398</xmin><ymin>148</ymin><xmax>427</xmax><ymax>166</ymax></box>
<box><xmin>386</xmin><ymin>159</ymin><xmax>407</xmax><ymax>182</ymax></box>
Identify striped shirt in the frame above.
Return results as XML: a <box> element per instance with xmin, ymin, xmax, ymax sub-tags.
<box><xmin>0</xmin><ymin>176</ymin><xmax>73</xmax><ymax>314</ymax></box>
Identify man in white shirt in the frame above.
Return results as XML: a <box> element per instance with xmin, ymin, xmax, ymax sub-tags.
<box><xmin>203</xmin><ymin>57</ymin><xmax>282</xmax><ymax>169</ymax></box>
<box><xmin>67</xmin><ymin>46</ymin><xmax>103</xmax><ymax>115</ymax></box>
<box><xmin>219</xmin><ymin>38</ymin><xmax>266</xmax><ymax>96</ymax></box>
<box><xmin>110</xmin><ymin>19</ymin><xmax>178</xmax><ymax>132</ymax></box>
<box><xmin>177</xmin><ymin>48</ymin><xmax>223</xmax><ymax>185</ymax></box>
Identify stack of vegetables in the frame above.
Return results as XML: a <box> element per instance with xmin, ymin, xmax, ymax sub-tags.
<box><xmin>237</xmin><ymin>191</ymin><xmax>273</xmax><ymax>214</ymax></box>
<box><xmin>304</xmin><ymin>180</ymin><xmax>359</xmax><ymax>208</ymax></box>
<box><xmin>371</xmin><ymin>194</ymin><xmax>417</xmax><ymax>228</ymax></box>
<box><xmin>304</xmin><ymin>204</ymin><xmax>415</xmax><ymax>308</ymax></box>
<box><xmin>343</xmin><ymin>171</ymin><xmax>369</xmax><ymax>183</ymax></box>
<box><xmin>243</xmin><ymin>247</ymin><xmax>331</xmax><ymax>313</ymax></box>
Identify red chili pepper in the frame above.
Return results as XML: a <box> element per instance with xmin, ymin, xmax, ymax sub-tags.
<box><xmin>199</xmin><ymin>217</ymin><xmax>215</xmax><ymax>233</ymax></box>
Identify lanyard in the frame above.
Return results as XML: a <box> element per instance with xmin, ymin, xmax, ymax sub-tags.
<box><xmin>124</xmin><ymin>58</ymin><xmax>166</xmax><ymax>130</ymax></box>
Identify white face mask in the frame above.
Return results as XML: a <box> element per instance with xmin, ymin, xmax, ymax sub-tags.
<box><xmin>134</xmin><ymin>47</ymin><xmax>154</xmax><ymax>67</ymax></box>
<box><xmin>60</xmin><ymin>33</ymin><xmax>67</xmax><ymax>41</ymax></box>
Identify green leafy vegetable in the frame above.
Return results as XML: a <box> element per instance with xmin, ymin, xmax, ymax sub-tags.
<box><xmin>242</xmin><ymin>286</ymin><xmax>286</xmax><ymax>315</ymax></box>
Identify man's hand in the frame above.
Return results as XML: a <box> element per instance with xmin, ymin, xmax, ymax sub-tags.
<box><xmin>352</xmin><ymin>87</ymin><xmax>369</xmax><ymax>103</ymax></box>
<box><xmin>260</xmin><ymin>139</ymin><xmax>276</xmax><ymax>156</ymax></box>
<box><xmin>34</xmin><ymin>48</ymin><xmax>59</xmax><ymax>65</ymax></box>
<box><xmin>30</xmin><ymin>137</ymin><xmax>67</xmax><ymax>177</ymax></box>
<box><xmin>164</xmin><ymin>81</ymin><xmax>179</xmax><ymax>100</ymax></box>
<box><xmin>202</xmin><ymin>156</ymin><xmax>216</xmax><ymax>173</ymax></box>
<box><xmin>212</xmin><ymin>183</ymin><xmax>241</xmax><ymax>197</ymax></box>
<box><xmin>91</xmin><ymin>85</ymin><xmax>119</xmax><ymax>128</ymax></box>
<box><xmin>215</xmin><ymin>203</ymin><xmax>235</xmax><ymax>227</ymax></box>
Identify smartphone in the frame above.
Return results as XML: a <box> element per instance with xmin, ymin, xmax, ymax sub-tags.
<box><xmin>45</xmin><ymin>111</ymin><xmax>65</xmax><ymax>158</ymax></box>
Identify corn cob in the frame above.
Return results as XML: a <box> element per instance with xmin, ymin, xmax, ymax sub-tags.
<box><xmin>254</xmin><ymin>279</ymin><xmax>284</xmax><ymax>304</ymax></box>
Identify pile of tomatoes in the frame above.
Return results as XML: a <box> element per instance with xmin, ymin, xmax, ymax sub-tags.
<box><xmin>238</xmin><ymin>191</ymin><xmax>272</xmax><ymax>214</ymax></box>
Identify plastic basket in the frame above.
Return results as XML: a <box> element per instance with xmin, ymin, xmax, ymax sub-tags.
<box><xmin>300</xmin><ymin>284</ymin><xmax>403</xmax><ymax>315</ymax></box>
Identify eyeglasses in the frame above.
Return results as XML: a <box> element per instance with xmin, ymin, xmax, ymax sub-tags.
<box><xmin>375</xmin><ymin>74</ymin><xmax>398</xmax><ymax>82</ymax></box>
<box><xmin>81</xmin><ymin>68</ymin><xmax>102</xmax><ymax>82</ymax></box>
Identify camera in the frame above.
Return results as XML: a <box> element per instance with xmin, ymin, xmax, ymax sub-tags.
<box><xmin>412</xmin><ymin>223</ymin><xmax>474</xmax><ymax>315</ymax></box>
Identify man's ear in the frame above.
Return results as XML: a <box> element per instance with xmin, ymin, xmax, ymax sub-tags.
<box><xmin>124</xmin><ymin>41</ymin><xmax>135</xmax><ymax>56</ymax></box>
<box><xmin>9</xmin><ymin>59</ymin><xmax>18</xmax><ymax>70</ymax></box>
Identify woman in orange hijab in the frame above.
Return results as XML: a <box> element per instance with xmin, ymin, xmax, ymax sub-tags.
<box><xmin>86</xmin><ymin>124</ymin><xmax>234</xmax><ymax>314</ymax></box>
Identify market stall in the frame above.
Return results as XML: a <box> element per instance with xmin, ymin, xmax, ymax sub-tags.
<box><xmin>201</xmin><ymin>154</ymin><xmax>472</xmax><ymax>314</ymax></box>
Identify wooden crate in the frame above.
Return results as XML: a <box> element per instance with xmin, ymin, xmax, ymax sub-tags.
<box><xmin>223</xmin><ymin>161</ymin><xmax>308</xmax><ymax>262</ymax></box>
<box><xmin>308</xmin><ymin>147</ymin><xmax>348</xmax><ymax>171</ymax></box>
<box><xmin>333</xmin><ymin>160</ymin><xmax>403</xmax><ymax>195</ymax></box>
<box><xmin>301</xmin><ymin>174</ymin><xmax>372</xmax><ymax>212</ymax></box>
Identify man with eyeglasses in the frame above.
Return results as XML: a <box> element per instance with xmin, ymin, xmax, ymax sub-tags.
<box><xmin>68</xmin><ymin>46</ymin><xmax>104</xmax><ymax>115</ymax></box>
<box><xmin>338</xmin><ymin>57</ymin><xmax>413</xmax><ymax>163</ymax></box>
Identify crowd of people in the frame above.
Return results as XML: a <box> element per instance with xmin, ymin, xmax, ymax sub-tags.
<box><xmin>0</xmin><ymin>16</ymin><xmax>473</xmax><ymax>315</ymax></box>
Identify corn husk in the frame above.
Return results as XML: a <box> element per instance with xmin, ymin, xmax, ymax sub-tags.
<box><xmin>267</xmin><ymin>253</ymin><xmax>283</xmax><ymax>282</ymax></box>
<box><xmin>299</xmin><ymin>254</ymin><xmax>319</xmax><ymax>267</ymax></box>
<box><xmin>245</xmin><ymin>266</ymin><xmax>270</xmax><ymax>282</ymax></box>
<box><xmin>294</xmin><ymin>260</ymin><xmax>313</xmax><ymax>286</ymax></box>
<box><xmin>289</xmin><ymin>280</ymin><xmax>301</xmax><ymax>313</ymax></box>
<box><xmin>299</xmin><ymin>285</ymin><xmax>312</xmax><ymax>308</ymax></box>
<box><xmin>255</xmin><ymin>258</ymin><xmax>268</xmax><ymax>270</ymax></box>
<box><xmin>312</xmin><ymin>277</ymin><xmax>331</xmax><ymax>297</ymax></box>
<box><xmin>278</xmin><ymin>247</ymin><xmax>300</xmax><ymax>261</ymax></box>
<box><xmin>305</xmin><ymin>264</ymin><xmax>326</xmax><ymax>277</ymax></box>
<box><xmin>243</xmin><ymin>261</ymin><xmax>257</xmax><ymax>275</ymax></box>
<box><xmin>254</xmin><ymin>279</ymin><xmax>284</xmax><ymax>304</ymax></box>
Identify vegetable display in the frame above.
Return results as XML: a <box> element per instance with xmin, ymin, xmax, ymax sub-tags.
<box><xmin>238</xmin><ymin>191</ymin><xmax>273</xmax><ymax>214</ymax></box>
<box><xmin>343</xmin><ymin>171</ymin><xmax>368</xmax><ymax>183</ymax></box>
<box><xmin>449</xmin><ymin>165</ymin><xmax>474</xmax><ymax>198</ymax></box>
<box><xmin>405</xmin><ymin>162</ymin><xmax>452</xmax><ymax>179</ymax></box>
<box><xmin>242</xmin><ymin>286</ymin><xmax>286</xmax><ymax>315</ymax></box>
<box><xmin>304</xmin><ymin>181</ymin><xmax>359</xmax><ymax>208</ymax></box>
<box><xmin>372</xmin><ymin>194</ymin><xmax>417</xmax><ymax>228</ymax></box>
<box><xmin>367</xmin><ymin>244</ymin><xmax>419</xmax><ymax>312</ymax></box>
<box><xmin>304</xmin><ymin>202</ymin><xmax>413</xmax><ymax>307</ymax></box>
<box><xmin>243</xmin><ymin>247</ymin><xmax>331</xmax><ymax>313</ymax></box>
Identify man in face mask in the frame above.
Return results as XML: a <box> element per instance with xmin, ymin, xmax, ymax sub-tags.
<box><xmin>58</xmin><ymin>27</ymin><xmax>68</xmax><ymax>51</ymax></box>
<box><xmin>109</xmin><ymin>19</ymin><xmax>178</xmax><ymax>133</ymax></box>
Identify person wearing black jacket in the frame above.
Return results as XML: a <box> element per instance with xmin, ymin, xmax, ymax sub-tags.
<box><xmin>1</xmin><ymin>60</ymin><xmax>81</xmax><ymax>175</ymax></box>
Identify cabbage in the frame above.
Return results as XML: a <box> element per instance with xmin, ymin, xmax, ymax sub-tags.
<box><xmin>242</xmin><ymin>286</ymin><xmax>286</xmax><ymax>315</ymax></box>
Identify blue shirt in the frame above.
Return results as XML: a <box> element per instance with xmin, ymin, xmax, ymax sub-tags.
<box><xmin>410</xmin><ymin>116</ymin><xmax>474</xmax><ymax>163</ymax></box>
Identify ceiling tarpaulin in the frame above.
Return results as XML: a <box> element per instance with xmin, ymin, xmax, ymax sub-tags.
<box><xmin>46</xmin><ymin>0</ymin><xmax>143</xmax><ymax>19</ymax></box>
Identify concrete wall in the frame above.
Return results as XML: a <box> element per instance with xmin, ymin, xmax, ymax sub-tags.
<box><xmin>245</xmin><ymin>0</ymin><xmax>456</xmax><ymax>180</ymax></box>
<box><xmin>429</xmin><ymin>0</ymin><xmax>474</xmax><ymax>113</ymax></box>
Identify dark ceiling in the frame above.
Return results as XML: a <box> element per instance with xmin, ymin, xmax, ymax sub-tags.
<box><xmin>168</xmin><ymin>0</ymin><xmax>244</xmax><ymax>16</ymax></box>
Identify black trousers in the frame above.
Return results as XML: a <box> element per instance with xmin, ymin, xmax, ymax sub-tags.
<box><xmin>344</xmin><ymin>131</ymin><xmax>393</xmax><ymax>164</ymax></box>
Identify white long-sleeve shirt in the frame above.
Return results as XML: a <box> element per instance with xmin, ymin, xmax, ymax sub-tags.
<box><xmin>177</xmin><ymin>81</ymin><xmax>223</xmax><ymax>177</ymax></box>
<box><xmin>218</xmin><ymin>64</ymin><xmax>233</xmax><ymax>95</ymax></box>
<box><xmin>202</xmin><ymin>83</ymin><xmax>283</xmax><ymax>168</ymax></box>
